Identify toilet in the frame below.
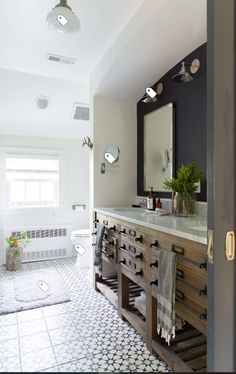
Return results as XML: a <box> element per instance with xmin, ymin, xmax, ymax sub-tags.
<box><xmin>70</xmin><ymin>229</ymin><xmax>93</xmax><ymax>268</ymax></box>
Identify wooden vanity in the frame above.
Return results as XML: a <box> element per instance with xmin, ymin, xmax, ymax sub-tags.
<box><xmin>93</xmin><ymin>208</ymin><xmax>207</xmax><ymax>372</ymax></box>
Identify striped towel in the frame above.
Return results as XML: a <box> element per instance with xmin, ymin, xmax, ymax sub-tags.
<box><xmin>93</xmin><ymin>223</ymin><xmax>105</xmax><ymax>275</ymax></box>
<box><xmin>157</xmin><ymin>248</ymin><xmax>179</xmax><ymax>345</ymax></box>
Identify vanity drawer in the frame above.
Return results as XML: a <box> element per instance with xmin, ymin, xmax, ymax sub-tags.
<box><xmin>148</xmin><ymin>253</ymin><xmax>207</xmax><ymax>291</ymax></box>
<box><xmin>119</xmin><ymin>252</ymin><xmax>147</xmax><ymax>289</ymax></box>
<box><xmin>176</xmin><ymin>301</ymin><xmax>207</xmax><ymax>336</ymax></box>
<box><xmin>148</xmin><ymin>234</ymin><xmax>207</xmax><ymax>268</ymax></box>
<box><xmin>102</xmin><ymin>238</ymin><xmax>117</xmax><ymax>261</ymax></box>
<box><xmin>119</xmin><ymin>225</ymin><xmax>146</xmax><ymax>248</ymax></box>
<box><xmin>94</xmin><ymin>213</ymin><xmax>118</xmax><ymax>236</ymax></box>
<box><xmin>119</xmin><ymin>240</ymin><xmax>146</xmax><ymax>263</ymax></box>
<box><xmin>151</xmin><ymin>282</ymin><xmax>207</xmax><ymax>335</ymax></box>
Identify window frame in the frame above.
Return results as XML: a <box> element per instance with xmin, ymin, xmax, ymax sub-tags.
<box><xmin>0</xmin><ymin>147</ymin><xmax>65</xmax><ymax>215</ymax></box>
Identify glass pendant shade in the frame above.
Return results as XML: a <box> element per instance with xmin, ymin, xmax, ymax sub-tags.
<box><xmin>46</xmin><ymin>5</ymin><xmax>80</xmax><ymax>33</ymax></box>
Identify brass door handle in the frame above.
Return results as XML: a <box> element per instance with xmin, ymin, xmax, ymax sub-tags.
<box><xmin>207</xmin><ymin>229</ymin><xmax>214</xmax><ymax>264</ymax></box>
<box><xmin>225</xmin><ymin>231</ymin><xmax>235</xmax><ymax>261</ymax></box>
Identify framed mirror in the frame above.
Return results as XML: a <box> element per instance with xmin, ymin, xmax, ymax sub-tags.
<box><xmin>138</xmin><ymin>102</ymin><xmax>175</xmax><ymax>196</ymax></box>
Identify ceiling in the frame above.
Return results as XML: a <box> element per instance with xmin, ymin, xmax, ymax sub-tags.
<box><xmin>0</xmin><ymin>0</ymin><xmax>144</xmax><ymax>82</ymax></box>
<box><xmin>0</xmin><ymin>0</ymin><xmax>207</xmax><ymax>139</ymax></box>
<box><xmin>92</xmin><ymin>0</ymin><xmax>207</xmax><ymax>101</ymax></box>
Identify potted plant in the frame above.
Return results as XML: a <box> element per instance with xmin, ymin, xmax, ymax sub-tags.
<box><xmin>163</xmin><ymin>162</ymin><xmax>203</xmax><ymax>216</ymax></box>
<box><xmin>5</xmin><ymin>230</ymin><xmax>30</xmax><ymax>271</ymax></box>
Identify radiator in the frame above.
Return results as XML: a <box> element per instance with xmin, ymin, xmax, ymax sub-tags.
<box><xmin>3</xmin><ymin>225</ymin><xmax>72</xmax><ymax>263</ymax></box>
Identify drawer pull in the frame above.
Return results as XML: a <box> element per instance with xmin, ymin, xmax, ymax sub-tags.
<box><xmin>200</xmin><ymin>312</ymin><xmax>207</xmax><ymax>321</ymax></box>
<box><xmin>176</xmin><ymin>289</ymin><xmax>185</xmax><ymax>301</ymax></box>
<box><xmin>150</xmin><ymin>279</ymin><xmax>158</xmax><ymax>286</ymax></box>
<box><xmin>92</xmin><ymin>243</ymin><xmax>95</xmax><ymax>246</ymax></box>
<box><xmin>119</xmin><ymin>229</ymin><xmax>126</xmax><ymax>234</ymax></box>
<box><xmin>172</xmin><ymin>245</ymin><xmax>184</xmax><ymax>255</ymax></box>
<box><xmin>150</xmin><ymin>240</ymin><xmax>159</xmax><ymax>248</ymax></box>
<box><xmin>135</xmin><ymin>235</ymin><xmax>142</xmax><ymax>242</ymax></box>
<box><xmin>109</xmin><ymin>225</ymin><xmax>116</xmax><ymax>231</ymax></box>
<box><xmin>93</xmin><ymin>219</ymin><xmax>99</xmax><ymax>224</ymax></box>
<box><xmin>199</xmin><ymin>287</ymin><xmax>207</xmax><ymax>296</ymax></box>
<box><xmin>150</xmin><ymin>260</ymin><xmax>158</xmax><ymax>268</ymax></box>
<box><xmin>119</xmin><ymin>245</ymin><xmax>126</xmax><ymax>250</ymax></box>
<box><xmin>176</xmin><ymin>269</ymin><xmax>184</xmax><ymax>279</ymax></box>
<box><xmin>119</xmin><ymin>245</ymin><xmax>143</xmax><ymax>260</ymax></box>
<box><xmin>92</xmin><ymin>232</ymin><xmax>97</xmax><ymax>235</ymax></box>
<box><xmin>199</xmin><ymin>261</ymin><xmax>207</xmax><ymax>270</ymax></box>
<box><xmin>119</xmin><ymin>260</ymin><xmax>126</xmax><ymax>264</ymax></box>
<box><xmin>120</xmin><ymin>260</ymin><xmax>143</xmax><ymax>276</ymax></box>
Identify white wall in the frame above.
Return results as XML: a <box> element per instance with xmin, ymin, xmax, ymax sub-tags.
<box><xmin>92</xmin><ymin>95</ymin><xmax>137</xmax><ymax>208</ymax></box>
<box><xmin>0</xmin><ymin>135</ymin><xmax>90</xmax><ymax>264</ymax></box>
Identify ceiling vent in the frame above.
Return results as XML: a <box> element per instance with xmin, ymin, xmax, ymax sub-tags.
<box><xmin>73</xmin><ymin>103</ymin><xmax>90</xmax><ymax>121</ymax></box>
<box><xmin>47</xmin><ymin>53</ymin><xmax>76</xmax><ymax>65</ymax></box>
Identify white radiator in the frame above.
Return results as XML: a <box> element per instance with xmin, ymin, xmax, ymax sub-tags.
<box><xmin>3</xmin><ymin>225</ymin><xmax>72</xmax><ymax>263</ymax></box>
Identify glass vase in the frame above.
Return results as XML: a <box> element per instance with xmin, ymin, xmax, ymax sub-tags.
<box><xmin>173</xmin><ymin>192</ymin><xmax>196</xmax><ymax>216</ymax></box>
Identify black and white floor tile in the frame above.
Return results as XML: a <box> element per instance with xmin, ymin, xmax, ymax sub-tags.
<box><xmin>0</xmin><ymin>258</ymin><xmax>171</xmax><ymax>372</ymax></box>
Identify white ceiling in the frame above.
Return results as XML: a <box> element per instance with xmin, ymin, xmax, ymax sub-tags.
<box><xmin>92</xmin><ymin>0</ymin><xmax>207</xmax><ymax>100</ymax></box>
<box><xmin>0</xmin><ymin>0</ymin><xmax>207</xmax><ymax>139</ymax></box>
<box><xmin>0</xmin><ymin>0</ymin><xmax>144</xmax><ymax>82</ymax></box>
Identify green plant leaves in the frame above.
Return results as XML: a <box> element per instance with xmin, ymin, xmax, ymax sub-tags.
<box><xmin>163</xmin><ymin>162</ymin><xmax>203</xmax><ymax>194</ymax></box>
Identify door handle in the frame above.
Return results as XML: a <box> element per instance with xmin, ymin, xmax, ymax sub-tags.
<box><xmin>225</xmin><ymin>231</ymin><xmax>235</xmax><ymax>261</ymax></box>
<box><xmin>207</xmin><ymin>229</ymin><xmax>214</xmax><ymax>264</ymax></box>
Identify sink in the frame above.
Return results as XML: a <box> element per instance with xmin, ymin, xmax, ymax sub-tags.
<box><xmin>112</xmin><ymin>207</ymin><xmax>144</xmax><ymax>213</ymax></box>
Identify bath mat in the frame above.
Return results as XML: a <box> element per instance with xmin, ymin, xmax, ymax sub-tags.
<box><xmin>0</xmin><ymin>268</ymin><xmax>70</xmax><ymax>315</ymax></box>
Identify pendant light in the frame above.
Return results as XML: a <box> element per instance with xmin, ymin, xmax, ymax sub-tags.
<box><xmin>46</xmin><ymin>0</ymin><xmax>80</xmax><ymax>34</ymax></box>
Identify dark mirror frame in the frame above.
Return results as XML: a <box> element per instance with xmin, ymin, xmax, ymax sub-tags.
<box><xmin>137</xmin><ymin>102</ymin><xmax>176</xmax><ymax>198</ymax></box>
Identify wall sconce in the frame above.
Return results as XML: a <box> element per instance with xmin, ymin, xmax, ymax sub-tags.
<box><xmin>172</xmin><ymin>58</ymin><xmax>200</xmax><ymax>83</ymax></box>
<box><xmin>82</xmin><ymin>136</ymin><xmax>93</xmax><ymax>150</ymax></box>
<box><xmin>141</xmin><ymin>83</ymin><xmax>163</xmax><ymax>103</ymax></box>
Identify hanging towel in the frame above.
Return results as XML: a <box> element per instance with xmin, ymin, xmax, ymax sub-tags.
<box><xmin>94</xmin><ymin>223</ymin><xmax>105</xmax><ymax>275</ymax></box>
<box><xmin>157</xmin><ymin>248</ymin><xmax>178</xmax><ymax>345</ymax></box>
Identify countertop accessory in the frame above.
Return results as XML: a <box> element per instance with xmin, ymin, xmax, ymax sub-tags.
<box><xmin>164</xmin><ymin>162</ymin><xmax>203</xmax><ymax>216</ymax></box>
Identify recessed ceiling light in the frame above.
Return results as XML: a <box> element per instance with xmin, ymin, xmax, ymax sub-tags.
<box><xmin>36</xmin><ymin>96</ymin><xmax>49</xmax><ymax>110</ymax></box>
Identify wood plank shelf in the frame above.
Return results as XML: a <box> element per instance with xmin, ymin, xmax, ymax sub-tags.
<box><xmin>121</xmin><ymin>306</ymin><xmax>146</xmax><ymax>339</ymax></box>
<box><xmin>152</xmin><ymin>325</ymin><xmax>207</xmax><ymax>372</ymax></box>
<box><xmin>96</xmin><ymin>278</ymin><xmax>118</xmax><ymax>308</ymax></box>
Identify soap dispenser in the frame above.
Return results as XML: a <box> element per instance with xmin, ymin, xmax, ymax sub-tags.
<box><xmin>147</xmin><ymin>187</ymin><xmax>156</xmax><ymax>211</ymax></box>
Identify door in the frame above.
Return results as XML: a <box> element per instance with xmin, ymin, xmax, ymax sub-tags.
<box><xmin>207</xmin><ymin>0</ymin><xmax>236</xmax><ymax>371</ymax></box>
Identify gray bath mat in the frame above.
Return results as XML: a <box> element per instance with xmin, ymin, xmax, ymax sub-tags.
<box><xmin>0</xmin><ymin>268</ymin><xmax>70</xmax><ymax>315</ymax></box>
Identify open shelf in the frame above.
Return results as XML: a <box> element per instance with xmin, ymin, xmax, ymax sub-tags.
<box><xmin>152</xmin><ymin>324</ymin><xmax>207</xmax><ymax>372</ymax></box>
<box><xmin>96</xmin><ymin>277</ymin><xmax>118</xmax><ymax>308</ymax></box>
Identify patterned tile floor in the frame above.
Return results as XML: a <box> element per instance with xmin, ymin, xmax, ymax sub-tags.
<box><xmin>0</xmin><ymin>258</ymin><xmax>170</xmax><ymax>372</ymax></box>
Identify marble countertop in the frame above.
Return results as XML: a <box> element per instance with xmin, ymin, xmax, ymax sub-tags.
<box><xmin>94</xmin><ymin>207</ymin><xmax>207</xmax><ymax>245</ymax></box>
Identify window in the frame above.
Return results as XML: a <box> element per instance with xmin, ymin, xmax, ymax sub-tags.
<box><xmin>6</xmin><ymin>157</ymin><xmax>59</xmax><ymax>208</ymax></box>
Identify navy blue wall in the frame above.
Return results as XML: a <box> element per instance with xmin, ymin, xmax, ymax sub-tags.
<box><xmin>137</xmin><ymin>43</ymin><xmax>207</xmax><ymax>201</ymax></box>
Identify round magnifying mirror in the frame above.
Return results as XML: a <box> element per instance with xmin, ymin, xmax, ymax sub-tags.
<box><xmin>104</xmin><ymin>144</ymin><xmax>120</xmax><ymax>164</ymax></box>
